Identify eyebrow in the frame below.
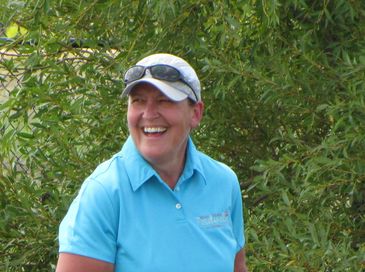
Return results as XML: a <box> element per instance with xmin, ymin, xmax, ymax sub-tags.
<box><xmin>130</xmin><ymin>89</ymin><xmax>169</xmax><ymax>99</ymax></box>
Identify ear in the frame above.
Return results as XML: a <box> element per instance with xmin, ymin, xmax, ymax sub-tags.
<box><xmin>190</xmin><ymin>101</ymin><xmax>204</xmax><ymax>129</ymax></box>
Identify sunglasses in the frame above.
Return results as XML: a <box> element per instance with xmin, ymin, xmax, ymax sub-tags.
<box><xmin>124</xmin><ymin>64</ymin><xmax>198</xmax><ymax>102</ymax></box>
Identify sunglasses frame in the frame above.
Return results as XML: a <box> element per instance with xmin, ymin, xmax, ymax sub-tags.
<box><xmin>124</xmin><ymin>64</ymin><xmax>198</xmax><ymax>102</ymax></box>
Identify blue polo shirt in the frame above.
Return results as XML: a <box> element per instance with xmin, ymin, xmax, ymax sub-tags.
<box><xmin>59</xmin><ymin>136</ymin><xmax>245</xmax><ymax>271</ymax></box>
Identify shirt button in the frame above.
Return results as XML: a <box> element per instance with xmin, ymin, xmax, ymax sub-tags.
<box><xmin>175</xmin><ymin>187</ymin><xmax>180</xmax><ymax>192</ymax></box>
<box><xmin>175</xmin><ymin>203</ymin><xmax>182</xmax><ymax>209</ymax></box>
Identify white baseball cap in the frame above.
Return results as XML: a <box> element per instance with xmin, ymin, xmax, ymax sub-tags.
<box><xmin>122</xmin><ymin>53</ymin><xmax>201</xmax><ymax>102</ymax></box>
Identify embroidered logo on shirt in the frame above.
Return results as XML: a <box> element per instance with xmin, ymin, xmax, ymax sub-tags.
<box><xmin>196</xmin><ymin>211</ymin><xmax>230</xmax><ymax>228</ymax></box>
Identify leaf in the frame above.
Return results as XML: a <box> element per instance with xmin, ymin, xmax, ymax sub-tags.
<box><xmin>5</xmin><ymin>23</ymin><xmax>19</xmax><ymax>38</ymax></box>
<box><xmin>281</xmin><ymin>190</ymin><xmax>290</xmax><ymax>206</ymax></box>
<box><xmin>17</xmin><ymin>132</ymin><xmax>34</xmax><ymax>139</ymax></box>
<box><xmin>308</xmin><ymin>223</ymin><xmax>320</xmax><ymax>247</ymax></box>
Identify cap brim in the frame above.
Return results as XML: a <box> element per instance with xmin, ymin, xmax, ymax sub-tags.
<box><xmin>121</xmin><ymin>78</ymin><xmax>189</xmax><ymax>102</ymax></box>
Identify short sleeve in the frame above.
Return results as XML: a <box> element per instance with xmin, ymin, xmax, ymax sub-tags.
<box><xmin>58</xmin><ymin>178</ymin><xmax>118</xmax><ymax>263</ymax></box>
<box><xmin>231</xmin><ymin>179</ymin><xmax>245</xmax><ymax>252</ymax></box>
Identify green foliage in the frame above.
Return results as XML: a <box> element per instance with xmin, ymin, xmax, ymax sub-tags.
<box><xmin>1</xmin><ymin>0</ymin><xmax>364</xmax><ymax>271</ymax></box>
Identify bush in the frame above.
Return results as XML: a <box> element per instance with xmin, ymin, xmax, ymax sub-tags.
<box><xmin>1</xmin><ymin>1</ymin><xmax>364</xmax><ymax>271</ymax></box>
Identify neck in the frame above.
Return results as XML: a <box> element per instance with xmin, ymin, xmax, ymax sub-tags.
<box><xmin>143</xmin><ymin>138</ymin><xmax>190</xmax><ymax>189</ymax></box>
<box><xmin>152</xmin><ymin>154</ymin><xmax>186</xmax><ymax>189</ymax></box>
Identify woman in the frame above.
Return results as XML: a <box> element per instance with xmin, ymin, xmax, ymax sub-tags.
<box><xmin>57</xmin><ymin>53</ymin><xmax>248</xmax><ymax>271</ymax></box>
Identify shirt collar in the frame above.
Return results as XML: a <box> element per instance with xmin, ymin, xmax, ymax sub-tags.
<box><xmin>180</xmin><ymin>137</ymin><xmax>206</xmax><ymax>184</ymax></box>
<box><xmin>121</xmin><ymin>136</ymin><xmax>206</xmax><ymax>192</ymax></box>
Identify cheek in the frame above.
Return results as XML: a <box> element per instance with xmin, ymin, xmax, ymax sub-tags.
<box><xmin>126</xmin><ymin>111</ymin><xmax>132</xmax><ymax>126</ymax></box>
<box><xmin>127</xmin><ymin>111</ymin><xmax>138</xmax><ymax>129</ymax></box>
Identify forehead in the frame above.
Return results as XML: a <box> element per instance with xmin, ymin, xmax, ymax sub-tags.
<box><xmin>129</xmin><ymin>83</ymin><xmax>166</xmax><ymax>97</ymax></box>
<box><xmin>129</xmin><ymin>83</ymin><xmax>169</xmax><ymax>99</ymax></box>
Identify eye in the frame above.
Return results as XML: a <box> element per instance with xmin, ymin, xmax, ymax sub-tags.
<box><xmin>130</xmin><ymin>96</ymin><xmax>144</xmax><ymax>104</ymax></box>
<box><xmin>158</xmin><ymin>97</ymin><xmax>174</xmax><ymax>104</ymax></box>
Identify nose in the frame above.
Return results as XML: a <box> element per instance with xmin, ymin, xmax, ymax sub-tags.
<box><xmin>143</xmin><ymin>100</ymin><xmax>159</xmax><ymax>119</ymax></box>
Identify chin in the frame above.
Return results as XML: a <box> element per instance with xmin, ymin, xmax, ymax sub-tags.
<box><xmin>139</xmin><ymin>147</ymin><xmax>167</xmax><ymax>162</ymax></box>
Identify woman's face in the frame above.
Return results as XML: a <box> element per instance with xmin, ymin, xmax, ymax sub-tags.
<box><xmin>127</xmin><ymin>83</ymin><xmax>203</xmax><ymax>167</ymax></box>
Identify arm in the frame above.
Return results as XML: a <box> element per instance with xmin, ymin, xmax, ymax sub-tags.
<box><xmin>56</xmin><ymin>253</ymin><xmax>114</xmax><ymax>272</ymax></box>
<box><xmin>234</xmin><ymin>249</ymin><xmax>248</xmax><ymax>272</ymax></box>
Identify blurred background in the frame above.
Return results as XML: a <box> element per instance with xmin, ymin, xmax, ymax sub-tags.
<box><xmin>0</xmin><ymin>1</ymin><xmax>364</xmax><ymax>271</ymax></box>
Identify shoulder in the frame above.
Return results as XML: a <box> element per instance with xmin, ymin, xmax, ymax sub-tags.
<box><xmin>68</xmin><ymin>151</ymin><xmax>130</xmax><ymax>208</ymax></box>
<box><xmin>193</xmin><ymin>150</ymin><xmax>244</xmax><ymax>214</ymax></box>
<box><xmin>87</xmin><ymin>151</ymin><xmax>127</xmax><ymax>187</ymax></box>
<box><xmin>59</xmin><ymin>153</ymin><xmax>127</xmax><ymax>233</ymax></box>
<box><xmin>196</xmin><ymin>150</ymin><xmax>238</xmax><ymax>183</ymax></box>
<box><xmin>193</xmin><ymin>149</ymin><xmax>242</xmax><ymax>206</ymax></box>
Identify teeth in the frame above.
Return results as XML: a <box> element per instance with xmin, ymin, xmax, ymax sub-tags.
<box><xmin>144</xmin><ymin>127</ymin><xmax>167</xmax><ymax>133</ymax></box>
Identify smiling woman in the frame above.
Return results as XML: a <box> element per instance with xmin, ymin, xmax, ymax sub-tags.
<box><xmin>56</xmin><ymin>53</ymin><xmax>248</xmax><ymax>272</ymax></box>
<box><xmin>127</xmin><ymin>83</ymin><xmax>203</xmax><ymax>182</ymax></box>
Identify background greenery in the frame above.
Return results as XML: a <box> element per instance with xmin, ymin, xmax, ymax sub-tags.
<box><xmin>1</xmin><ymin>0</ymin><xmax>364</xmax><ymax>271</ymax></box>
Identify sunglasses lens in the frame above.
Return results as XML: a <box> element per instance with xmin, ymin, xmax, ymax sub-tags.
<box><xmin>124</xmin><ymin>66</ymin><xmax>145</xmax><ymax>83</ymax></box>
<box><xmin>150</xmin><ymin>65</ymin><xmax>180</xmax><ymax>81</ymax></box>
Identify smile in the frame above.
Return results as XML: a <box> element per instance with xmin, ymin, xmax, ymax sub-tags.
<box><xmin>143</xmin><ymin>127</ymin><xmax>167</xmax><ymax>134</ymax></box>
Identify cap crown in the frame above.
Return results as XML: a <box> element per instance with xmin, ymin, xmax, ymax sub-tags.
<box><xmin>136</xmin><ymin>53</ymin><xmax>201</xmax><ymax>101</ymax></box>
